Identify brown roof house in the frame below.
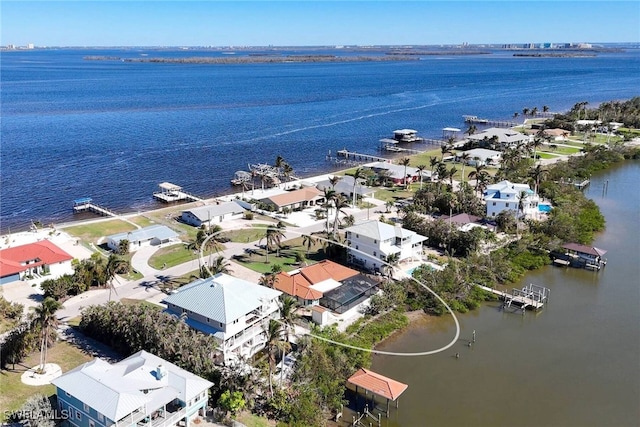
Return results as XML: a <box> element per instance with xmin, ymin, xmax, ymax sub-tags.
<box><xmin>260</xmin><ymin>187</ymin><xmax>324</xmax><ymax>212</ymax></box>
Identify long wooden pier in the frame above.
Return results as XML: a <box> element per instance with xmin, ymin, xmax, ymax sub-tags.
<box><xmin>463</xmin><ymin>115</ymin><xmax>518</xmax><ymax>128</ymax></box>
<box><xmin>72</xmin><ymin>198</ymin><xmax>118</xmax><ymax>217</ymax></box>
<box><xmin>477</xmin><ymin>283</ymin><xmax>549</xmax><ymax>311</ymax></box>
<box><xmin>334</xmin><ymin>150</ymin><xmax>392</xmax><ymax>163</ymax></box>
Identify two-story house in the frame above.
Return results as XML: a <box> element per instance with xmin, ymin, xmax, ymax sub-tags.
<box><xmin>344</xmin><ymin>220</ymin><xmax>427</xmax><ymax>273</ymax></box>
<box><xmin>163</xmin><ymin>273</ymin><xmax>282</xmax><ymax>364</ymax></box>
<box><xmin>484</xmin><ymin>180</ymin><xmax>540</xmax><ymax>218</ymax></box>
<box><xmin>51</xmin><ymin>350</ymin><xmax>212</xmax><ymax>427</ymax></box>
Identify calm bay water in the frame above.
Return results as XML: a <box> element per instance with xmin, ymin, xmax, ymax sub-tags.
<box><xmin>2</xmin><ymin>48</ymin><xmax>640</xmax><ymax>231</ymax></box>
<box><xmin>372</xmin><ymin>162</ymin><xmax>640</xmax><ymax>427</ymax></box>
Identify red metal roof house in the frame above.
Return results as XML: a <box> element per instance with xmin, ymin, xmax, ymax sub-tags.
<box><xmin>0</xmin><ymin>240</ymin><xmax>74</xmax><ymax>285</ymax></box>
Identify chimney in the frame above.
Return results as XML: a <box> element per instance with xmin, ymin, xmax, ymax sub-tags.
<box><xmin>156</xmin><ymin>365</ymin><xmax>166</xmax><ymax>380</ymax></box>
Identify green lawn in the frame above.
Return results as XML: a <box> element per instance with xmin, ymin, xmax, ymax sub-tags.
<box><xmin>234</xmin><ymin>411</ymin><xmax>275</xmax><ymax>427</ymax></box>
<box><xmin>222</xmin><ymin>224</ymin><xmax>273</xmax><ymax>243</ymax></box>
<box><xmin>119</xmin><ymin>298</ymin><xmax>163</xmax><ymax>309</ymax></box>
<box><xmin>233</xmin><ymin>237</ymin><xmax>327</xmax><ymax>274</ymax></box>
<box><xmin>540</xmin><ymin>145</ymin><xmax>581</xmax><ymax>155</ymax></box>
<box><xmin>148</xmin><ymin>244</ymin><xmax>222</xmax><ymax>269</ymax></box>
<box><xmin>63</xmin><ymin>220</ymin><xmax>137</xmax><ymax>243</ymax></box>
<box><xmin>537</xmin><ymin>152</ymin><xmax>561</xmax><ymax>159</ymax></box>
<box><xmin>0</xmin><ymin>341</ymin><xmax>94</xmax><ymax>419</ymax></box>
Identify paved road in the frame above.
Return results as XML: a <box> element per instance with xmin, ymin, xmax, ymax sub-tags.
<box><xmin>56</xmin><ymin>198</ymin><xmax>387</xmax><ymax>322</ymax></box>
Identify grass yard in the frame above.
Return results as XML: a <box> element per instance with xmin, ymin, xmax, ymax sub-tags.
<box><xmin>147</xmin><ymin>243</ymin><xmax>222</xmax><ymax>269</ymax></box>
<box><xmin>233</xmin><ymin>411</ymin><xmax>275</xmax><ymax>427</ymax></box>
<box><xmin>540</xmin><ymin>145</ymin><xmax>581</xmax><ymax>155</ymax></box>
<box><xmin>63</xmin><ymin>219</ymin><xmax>137</xmax><ymax>243</ymax></box>
<box><xmin>537</xmin><ymin>152</ymin><xmax>561</xmax><ymax>159</ymax></box>
<box><xmin>233</xmin><ymin>236</ymin><xmax>327</xmax><ymax>274</ymax></box>
<box><xmin>119</xmin><ymin>298</ymin><xmax>163</xmax><ymax>309</ymax></box>
<box><xmin>374</xmin><ymin>187</ymin><xmax>414</xmax><ymax>202</ymax></box>
<box><xmin>222</xmin><ymin>223</ymin><xmax>274</xmax><ymax>243</ymax></box>
<box><xmin>0</xmin><ymin>341</ymin><xmax>94</xmax><ymax>418</ymax></box>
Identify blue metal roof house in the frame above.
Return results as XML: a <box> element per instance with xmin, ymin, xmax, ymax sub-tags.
<box><xmin>107</xmin><ymin>225</ymin><xmax>179</xmax><ymax>253</ymax></box>
<box><xmin>51</xmin><ymin>350</ymin><xmax>213</xmax><ymax>427</ymax></box>
<box><xmin>163</xmin><ymin>273</ymin><xmax>282</xmax><ymax>364</ymax></box>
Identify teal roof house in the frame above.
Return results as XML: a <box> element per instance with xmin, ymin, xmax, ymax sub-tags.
<box><xmin>51</xmin><ymin>350</ymin><xmax>213</xmax><ymax>427</ymax></box>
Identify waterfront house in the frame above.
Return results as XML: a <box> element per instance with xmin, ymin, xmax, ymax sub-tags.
<box><xmin>542</xmin><ymin>128</ymin><xmax>570</xmax><ymax>141</ymax></box>
<box><xmin>163</xmin><ymin>273</ymin><xmax>281</xmax><ymax>364</ymax></box>
<box><xmin>181</xmin><ymin>201</ymin><xmax>246</xmax><ymax>228</ymax></box>
<box><xmin>51</xmin><ymin>350</ymin><xmax>212</xmax><ymax>427</ymax></box>
<box><xmin>273</xmin><ymin>259</ymin><xmax>360</xmax><ymax>307</ymax></box>
<box><xmin>466</xmin><ymin>127</ymin><xmax>530</xmax><ymax>149</ymax></box>
<box><xmin>345</xmin><ymin>220</ymin><xmax>427</xmax><ymax>272</ymax></box>
<box><xmin>483</xmin><ymin>180</ymin><xmax>540</xmax><ymax>218</ymax></box>
<box><xmin>315</xmin><ymin>175</ymin><xmax>376</xmax><ymax>200</ymax></box>
<box><xmin>0</xmin><ymin>240</ymin><xmax>73</xmax><ymax>285</ymax></box>
<box><xmin>106</xmin><ymin>225</ymin><xmax>179</xmax><ymax>253</ymax></box>
<box><xmin>259</xmin><ymin>187</ymin><xmax>323</xmax><ymax>212</ymax></box>
<box><xmin>456</xmin><ymin>148</ymin><xmax>502</xmax><ymax>166</ymax></box>
<box><xmin>363</xmin><ymin>162</ymin><xmax>428</xmax><ymax>186</ymax></box>
<box><xmin>441</xmin><ymin>213</ymin><xmax>496</xmax><ymax>232</ymax></box>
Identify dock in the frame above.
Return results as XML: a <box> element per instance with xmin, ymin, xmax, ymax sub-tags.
<box><xmin>463</xmin><ymin>115</ymin><xmax>518</xmax><ymax>128</ymax></box>
<box><xmin>73</xmin><ymin>197</ymin><xmax>118</xmax><ymax>217</ymax></box>
<box><xmin>477</xmin><ymin>283</ymin><xmax>549</xmax><ymax>311</ymax></box>
<box><xmin>334</xmin><ymin>150</ymin><xmax>392</xmax><ymax>164</ymax></box>
<box><xmin>152</xmin><ymin>182</ymin><xmax>203</xmax><ymax>203</ymax></box>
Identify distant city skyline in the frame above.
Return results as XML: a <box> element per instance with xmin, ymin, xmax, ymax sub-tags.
<box><xmin>2</xmin><ymin>1</ymin><xmax>639</xmax><ymax>47</ymax></box>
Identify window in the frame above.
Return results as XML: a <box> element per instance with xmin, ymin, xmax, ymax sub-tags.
<box><xmin>89</xmin><ymin>420</ymin><xmax>95</xmax><ymax>427</ymax></box>
<box><xmin>98</xmin><ymin>414</ymin><xmax>104</xmax><ymax>422</ymax></box>
<box><xmin>492</xmin><ymin>202</ymin><xmax>496</xmax><ymax>206</ymax></box>
<box><xmin>76</xmin><ymin>410</ymin><xmax>81</xmax><ymax>420</ymax></box>
<box><xmin>374</xmin><ymin>240</ymin><xmax>377</xmax><ymax>244</ymax></box>
<box><xmin>206</xmin><ymin>318</ymin><xmax>210</xmax><ymax>323</ymax></box>
<box><xmin>83</xmin><ymin>403</ymin><xmax>89</xmax><ymax>412</ymax></box>
<box><xmin>355</xmin><ymin>245</ymin><xmax>359</xmax><ymax>250</ymax></box>
<box><xmin>65</xmin><ymin>391</ymin><xmax>71</xmax><ymax>397</ymax></box>
<box><xmin>506</xmin><ymin>203</ymin><xmax>510</xmax><ymax>207</ymax></box>
<box><xmin>373</xmin><ymin>251</ymin><xmax>377</xmax><ymax>257</ymax></box>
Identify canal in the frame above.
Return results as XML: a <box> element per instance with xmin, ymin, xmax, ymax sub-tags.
<box><xmin>370</xmin><ymin>161</ymin><xmax>640</xmax><ymax>427</ymax></box>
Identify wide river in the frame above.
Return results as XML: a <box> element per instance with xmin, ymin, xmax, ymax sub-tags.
<box><xmin>372</xmin><ymin>161</ymin><xmax>640</xmax><ymax>427</ymax></box>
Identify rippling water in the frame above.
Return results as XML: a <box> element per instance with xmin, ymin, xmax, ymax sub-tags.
<box><xmin>2</xmin><ymin>48</ymin><xmax>639</xmax><ymax>231</ymax></box>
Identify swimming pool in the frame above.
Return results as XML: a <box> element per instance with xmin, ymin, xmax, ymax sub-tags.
<box><xmin>539</xmin><ymin>204</ymin><xmax>552</xmax><ymax>213</ymax></box>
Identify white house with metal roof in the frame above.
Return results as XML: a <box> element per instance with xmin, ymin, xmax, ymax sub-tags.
<box><xmin>315</xmin><ymin>175</ymin><xmax>376</xmax><ymax>200</ymax></box>
<box><xmin>484</xmin><ymin>180</ymin><xmax>540</xmax><ymax>218</ymax></box>
<box><xmin>52</xmin><ymin>350</ymin><xmax>212</xmax><ymax>427</ymax></box>
<box><xmin>163</xmin><ymin>273</ymin><xmax>282</xmax><ymax>364</ymax></box>
<box><xmin>467</xmin><ymin>127</ymin><xmax>531</xmax><ymax>148</ymax></box>
<box><xmin>344</xmin><ymin>220</ymin><xmax>427</xmax><ymax>273</ymax></box>
<box><xmin>181</xmin><ymin>201</ymin><xmax>246</xmax><ymax>228</ymax></box>
<box><xmin>106</xmin><ymin>225</ymin><xmax>179</xmax><ymax>253</ymax></box>
<box><xmin>457</xmin><ymin>148</ymin><xmax>502</xmax><ymax>166</ymax></box>
<box><xmin>364</xmin><ymin>162</ymin><xmax>430</xmax><ymax>185</ymax></box>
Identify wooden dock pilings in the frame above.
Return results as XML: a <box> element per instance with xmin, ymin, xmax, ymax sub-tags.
<box><xmin>463</xmin><ymin>115</ymin><xmax>518</xmax><ymax>128</ymax></box>
<box><xmin>329</xmin><ymin>149</ymin><xmax>393</xmax><ymax>164</ymax></box>
<box><xmin>476</xmin><ymin>283</ymin><xmax>549</xmax><ymax>312</ymax></box>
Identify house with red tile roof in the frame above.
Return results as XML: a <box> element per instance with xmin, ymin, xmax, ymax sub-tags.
<box><xmin>0</xmin><ymin>240</ymin><xmax>74</xmax><ymax>285</ymax></box>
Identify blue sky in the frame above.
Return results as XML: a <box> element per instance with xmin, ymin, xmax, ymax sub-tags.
<box><xmin>2</xmin><ymin>1</ymin><xmax>639</xmax><ymax>47</ymax></box>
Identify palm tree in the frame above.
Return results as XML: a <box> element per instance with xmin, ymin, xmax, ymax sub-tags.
<box><xmin>467</xmin><ymin>163</ymin><xmax>487</xmax><ymax>193</ymax></box>
<box><xmin>117</xmin><ymin>239</ymin><xmax>129</xmax><ymax>255</ymax></box>
<box><xmin>448</xmin><ymin>166</ymin><xmax>457</xmax><ymax>187</ymax></box>
<box><xmin>513</xmin><ymin>112</ymin><xmax>520</xmax><ymax>119</ymax></box>
<box><xmin>531</xmin><ymin>107</ymin><xmax>538</xmax><ymax>117</ymax></box>
<box><xmin>385</xmin><ymin>200</ymin><xmax>394</xmax><ymax>213</ymax></box>
<box><xmin>302</xmin><ymin>234</ymin><xmax>316</xmax><ymax>255</ymax></box>
<box><xmin>400</xmin><ymin>157</ymin><xmax>411</xmax><ymax>189</ymax></box>
<box><xmin>529</xmin><ymin>164</ymin><xmax>547</xmax><ymax>195</ymax></box>
<box><xmin>264</xmin><ymin>319</ymin><xmax>290</xmax><ymax>397</ymax></box>
<box><xmin>102</xmin><ymin>254</ymin><xmax>129</xmax><ymax>301</ymax></box>
<box><xmin>416</xmin><ymin>164</ymin><xmax>427</xmax><ymax>190</ymax></box>
<box><xmin>259</xmin><ymin>272</ymin><xmax>277</xmax><ymax>289</ymax></box>
<box><xmin>260</xmin><ymin>226</ymin><xmax>285</xmax><ymax>263</ymax></box>
<box><xmin>458</xmin><ymin>153</ymin><xmax>470</xmax><ymax>184</ymax></box>
<box><xmin>282</xmin><ymin>162</ymin><xmax>294</xmax><ymax>189</ymax></box>
<box><xmin>350</xmin><ymin>168</ymin><xmax>366</xmax><ymax>207</ymax></box>
<box><xmin>278</xmin><ymin>295</ymin><xmax>299</xmax><ymax>343</ymax></box>
<box><xmin>516</xmin><ymin>190</ymin><xmax>529</xmax><ymax>238</ymax></box>
<box><xmin>522</xmin><ymin>107</ymin><xmax>530</xmax><ymax>117</ymax></box>
<box><xmin>210</xmin><ymin>256</ymin><xmax>233</xmax><ymax>275</ymax></box>
<box><xmin>322</xmin><ymin>188</ymin><xmax>337</xmax><ymax>233</ymax></box>
<box><xmin>342</xmin><ymin>214</ymin><xmax>355</xmax><ymax>228</ymax></box>
<box><xmin>465</xmin><ymin>124</ymin><xmax>477</xmax><ymax>136</ymax></box>
<box><xmin>543</xmin><ymin>105</ymin><xmax>550</xmax><ymax>114</ymax></box>
<box><xmin>33</xmin><ymin>297</ymin><xmax>62</xmax><ymax>373</ymax></box>
<box><xmin>440</xmin><ymin>144</ymin><xmax>452</xmax><ymax>161</ymax></box>
<box><xmin>332</xmin><ymin>194</ymin><xmax>350</xmax><ymax>237</ymax></box>
<box><xmin>429</xmin><ymin>156</ymin><xmax>439</xmax><ymax>175</ymax></box>
<box><xmin>384</xmin><ymin>252</ymin><xmax>400</xmax><ymax>277</ymax></box>
<box><xmin>328</xmin><ymin>175</ymin><xmax>342</xmax><ymax>189</ymax></box>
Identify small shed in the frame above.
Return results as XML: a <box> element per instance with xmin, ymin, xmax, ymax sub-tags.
<box><xmin>347</xmin><ymin>368</ymin><xmax>408</xmax><ymax>417</ymax></box>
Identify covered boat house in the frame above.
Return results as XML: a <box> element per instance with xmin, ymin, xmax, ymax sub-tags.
<box><xmin>347</xmin><ymin>368</ymin><xmax>408</xmax><ymax>418</ymax></box>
